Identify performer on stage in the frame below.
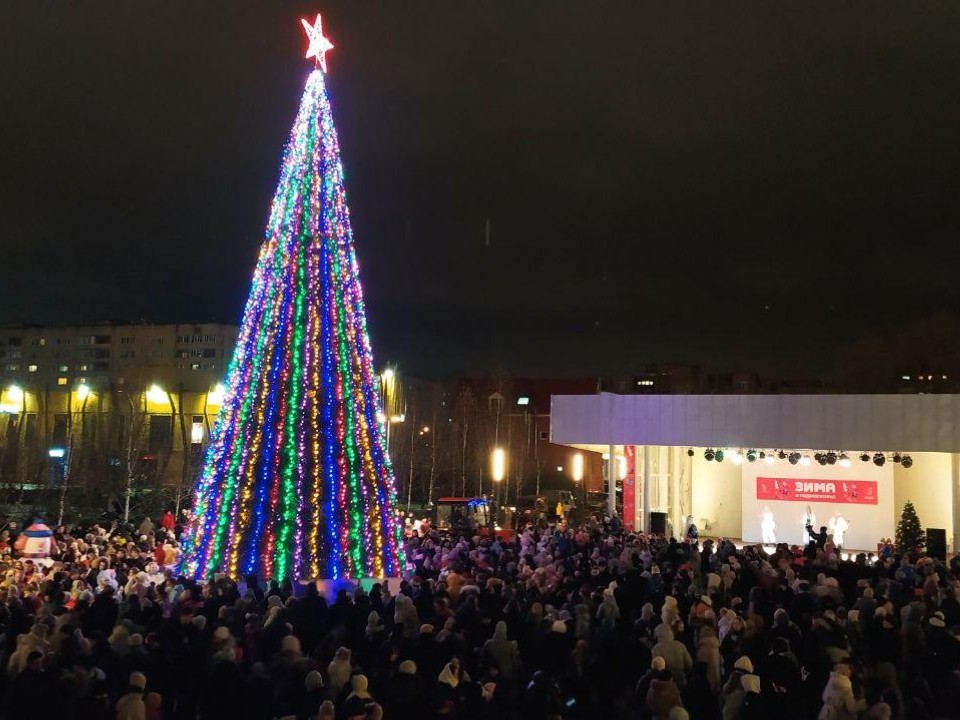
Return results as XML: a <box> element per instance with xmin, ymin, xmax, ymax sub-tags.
<box><xmin>833</xmin><ymin>513</ymin><xmax>849</xmax><ymax>549</ymax></box>
<box><xmin>799</xmin><ymin>505</ymin><xmax>817</xmax><ymax>546</ymax></box>
<box><xmin>760</xmin><ymin>506</ymin><xmax>777</xmax><ymax>544</ymax></box>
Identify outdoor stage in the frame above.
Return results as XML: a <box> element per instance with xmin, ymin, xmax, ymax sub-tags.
<box><xmin>550</xmin><ymin>393</ymin><xmax>960</xmax><ymax>555</ymax></box>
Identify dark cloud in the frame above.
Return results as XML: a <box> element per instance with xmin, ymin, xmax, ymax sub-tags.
<box><xmin>1</xmin><ymin>2</ymin><xmax>959</xmax><ymax>378</ymax></box>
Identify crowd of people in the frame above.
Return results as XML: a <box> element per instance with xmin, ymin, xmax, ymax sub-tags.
<box><xmin>0</xmin><ymin>509</ymin><xmax>958</xmax><ymax>720</ymax></box>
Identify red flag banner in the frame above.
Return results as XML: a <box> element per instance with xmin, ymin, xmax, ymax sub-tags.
<box><xmin>623</xmin><ymin>446</ymin><xmax>636</xmax><ymax>530</ymax></box>
<box><xmin>756</xmin><ymin>477</ymin><xmax>878</xmax><ymax>505</ymax></box>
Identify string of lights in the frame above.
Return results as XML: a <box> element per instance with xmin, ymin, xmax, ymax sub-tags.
<box><xmin>181</xmin><ymin>25</ymin><xmax>404</xmax><ymax>581</ymax></box>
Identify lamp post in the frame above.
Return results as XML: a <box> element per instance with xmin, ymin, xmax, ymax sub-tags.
<box><xmin>59</xmin><ymin>384</ymin><xmax>93</xmax><ymax>525</ymax></box>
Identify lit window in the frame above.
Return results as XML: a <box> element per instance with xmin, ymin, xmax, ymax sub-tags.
<box><xmin>191</xmin><ymin>420</ymin><xmax>204</xmax><ymax>444</ymax></box>
<box><xmin>517</xmin><ymin>396</ymin><xmax>530</xmax><ymax>406</ymax></box>
<box><xmin>59</xmin><ymin>365</ymin><xmax>69</xmax><ymax>372</ymax></box>
<box><xmin>57</xmin><ymin>377</ymin><xmax>68</xmax><ymax>386</ymax></box>
<box><xmin>27</xmin><ymin>365</ymin><xmax>37</xmax><ymax>373</ymax></box>
<box><xmin>902</xmin><ymin>375</ymin><xmax>910</xmax><ymax>381</ymax></box>
<box><xmin>79</xmin><ymin>364</ymin><xmax>88</xmax><ymax>372</ymax></box>
<box><xmin>191</xmin><ymin>363</ymin><xmax>201</xmax><ymax>371</ymax></box>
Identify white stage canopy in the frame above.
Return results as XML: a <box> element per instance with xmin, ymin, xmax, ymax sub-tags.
<box><xmin>550</xmin><ymin>393</ymin><xmax>960</xmax><ymax>452</ymax></box>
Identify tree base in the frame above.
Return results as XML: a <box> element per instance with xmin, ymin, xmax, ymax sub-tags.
<box><xmin>302</xmin><ymin>576</ymin><xmax>402</xmax><ymax>601</ymax></box>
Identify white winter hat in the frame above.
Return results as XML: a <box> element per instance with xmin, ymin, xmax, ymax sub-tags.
<box><xmin>740</xmin><ymin>674</ymin><xmax>761</xmax><ymax>694</ymax></box>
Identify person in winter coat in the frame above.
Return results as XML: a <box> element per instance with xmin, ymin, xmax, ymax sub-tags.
<box><xmin>646</xmin><ymin>668</ymin><xmax>682</xmax><ymax>720</ymax></box>
<box><xmin>482</xmin><ymin>620</ymin><xmax>521</xmax><ymax>679</ymax></box>
<box><xmin>721</xmin><ymin>656</ymin><xmax>753</xmax><ymax>720</ymax></box>
<box><xmin>739</xmin><ymin>673</ymin><xmax>765</xmax><ymax>720</ymax></box>
<box><xmin>381</xmin><ymin>660</ymin><xmax>423</xmax><ymax>720</ymax></box>
<box><xmin>760</xmin><ymin>638</ymin><xmax>801</xmax><ymax>718</ymax></box>
<box><xmin>7</xmin><ymin>623</ymin><xmax>50</xmax><ymax>675</ymax></box>
<box><xmin>636</xmin><ymin>656</ymin><xmax>666</xmax><ymax>720</ymax></box>
<box><xmin>818</xmin><ymin>664</ymin><xmax>865</xmax><ymax>720</ymax></box>
<box><xmin>8</xmin><ymin>651</ymin><xmax>51</xmax><ymax>718</ymax></box>
<box><xmin>652</xmin><ymin>624</ymin><xmax>693</xmax><ymax>688</ymax></box>
<box><xmin>116</xmin><ymin>672</ymin><xmax>147</xmax><ymax>720</ymax></box>
<box><xmin>327</xmin><ymin>647</ymin><xmax>352</xmax><ymax>701</ymax></box>
<box><xmin>522</xmin><ymin>671</ymin><xmax>563</xmax><ymax>720</ymax></box>
<box><xmin>681</xmin><ymin>661</ymin><xmax>715</xmax><ymax>720</ymax></box>
<box><xmin>695</xmin><ymin>626</ymin><xmax>721</xmax><ymax>692</ymax></box>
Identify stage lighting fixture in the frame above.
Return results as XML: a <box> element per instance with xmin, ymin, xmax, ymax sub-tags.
<box><xmin>901</xmin><ymin>455</ymin><xmax>913</xmax><ymax>468</ymax></box>
<box><xmin>778</xmin><ymin>450</ymin><xmax>787</xmax><ymax>460</ymax></box>
<box><xmin>704</xmin><ymin>449</ymin><xmax>715</xmax><ymax>462</ymax></box>
<box><xmin>788</xmin><ymin>452</ymin><xmax>799</xmax><ymax>465</ymax></box>
<box><xmin>687</xmin><ymin>448</ymin><xmax>695</xmax><ymax>457</ymax></box>
<box><xmin>892</xmin><ymin>453</ymin><xmax>902</xmax><ymax>464</ymax></box>
<box><xmin>814</xmin><ymin>452</ymin><xmax>823</xmax><ymax>463</ymax></box>
<box><xmin>859</xmin><ymin>453</ymin><xmax>870</xmax><ymax>462</ymax></box>
<box><xmin>839</xmin><ymin>453</ymin><xmax>851</xmax><ymax>468</ymax></box>
<box><xmin>758</xmin><ymin>451</ymin><xmax>766</xmax><ymax>459</ymax></box>
<box><xmin>715</xmin><ymin>449</ymin><xmax>725</xmax><ymax>463</ymax></box>
<box><xmin>746</xmin><ymin>449</ymin><xmax>757</xmax><ymax>463</ymax></box>
<box><xmin>816</xmin><ymin>454</ymin><xmax>827</xmax><ymax>466</ymax></box>
<box><xmin>873</xmin><ymin>453</ymin><xmax>885</xmax><ymax>467</ymax></box>
<box><xmin>826</xmin><ymin>452</ymin><xmax>837</xmax><ymax>465</ymax></box>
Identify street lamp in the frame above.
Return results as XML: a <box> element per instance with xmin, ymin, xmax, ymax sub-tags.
<box><xmin>491</xmin><ymin>447</ymin><xmax>506</xmax><ymax>483</ymax></box>
<box><xmin>7</xmin><ymin>385</ymin><xmax>24</xmax><ymax>405</ymax></box>
<box><xmin>1</xmin><ymin>385</ymin><xmax>24</xmax><ymax>414</ymax></box>
<box><xmin>146</xmin><ymin>384</ymin><xmax>167</xmax><ymax>405</ymax></box>
<box><xmin>572</xmin><ymin>452</ymin><xmax>585</xmax><ymax>508</ymax></box>
<box><xmin>491</xmin><ymin>447</ymin><xmax>506</xmax><ymax>527</ymax></box>
<box><xmin>207</xmin><ymin>382</ymin><xmax>226</xmax><ymax>407</ymax></box>
<box><xmin>571</xmin><ymin>453</ymin><xmax>584</xmax><ymax>483</ymax></box>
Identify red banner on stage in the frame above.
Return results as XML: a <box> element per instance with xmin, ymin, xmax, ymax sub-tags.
<box><xmin>623</xmin><ymin>446</ymin><xmax>636</xmax><ymax>530</ymax></box>
<box><xmin>756</xmin><ymin>477</ymin><xmax>878</xmax><ymax>505</ymax></box>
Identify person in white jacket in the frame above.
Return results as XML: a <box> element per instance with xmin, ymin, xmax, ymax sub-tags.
<box><xmin>818</xmin><ymin>664</ymin><xmax>865</xmax><ymax>720</ymax></box>
<box><xmin>832</xmin><ymin>515</ymin><xmax>849</xmax><ymax>548</ymax></box>
<box><xmin>800</xmin><ymin>506</ymin><xmax>817</xmax><ymax>546</ymax></box>
<box><xmin>116</xmin><ymin>672</ymin><xmax>147</xmax><ymax>720</ymax></box>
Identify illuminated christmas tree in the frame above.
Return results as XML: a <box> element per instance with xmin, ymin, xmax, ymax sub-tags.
<box><xmin>182</xmin><ymin>15</ymin><xmax>404</xmax><ymax>581</ymax></box>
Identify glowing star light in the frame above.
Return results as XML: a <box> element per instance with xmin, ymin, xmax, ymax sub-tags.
<box><xmin>301</xmin><ymin>14</ymin><xmax>334</xmax><ymax>72</ymax></box>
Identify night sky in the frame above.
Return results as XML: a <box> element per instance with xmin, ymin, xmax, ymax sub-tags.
<box><xmin>2</xmin><ymin>3</ymin><xmax>959</xmax><ymax>379</ymax></box>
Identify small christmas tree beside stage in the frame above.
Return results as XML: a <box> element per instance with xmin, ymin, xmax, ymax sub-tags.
<box><xmin>182</xmin><ymin>15</ymin><xmax>404</xmax><ymax>582</ymax></box>
<box><xmin>895</xmin><ymin>500</ymin><xmax>925</xmax><ymax>556</ymax></box>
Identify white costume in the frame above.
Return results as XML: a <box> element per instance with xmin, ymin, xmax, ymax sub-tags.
<box><xmin>833</xmin><ymin>515</ymin><xmax>849</xmax><ymax>547</ymax></box>
<box><xmin>760</xmin><ymin>507</ymin><xmax>777</xmax><ymax>544</ymax></box>
<box><xmin>800</xmin><ymin>508</ymin><xmax>817</xmax><ymax>545</ymax></box>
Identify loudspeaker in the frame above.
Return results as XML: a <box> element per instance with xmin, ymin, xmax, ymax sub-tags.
<box><xmin>927</xmin><ymin>528</ymin><xmax>946</xmax><ymax>561</ymax></box>
<box><xmin>650</xmin><ymin>511</ymin><xmax>667</xmax><ymax>536</ymax></box>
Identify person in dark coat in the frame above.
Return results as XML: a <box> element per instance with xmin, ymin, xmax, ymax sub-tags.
<box><xmin>8</xmin><ymin>651</ymin><xmax>52</xmax><ymax>718</ymax></box>
<box><xmin>522</xmin><ymin>671</ymin><xmax>563</xmax><ymax>720</ymax></box>
<box><xmin>682</xmin><ymin>661</ymin><xmax>717</xmax><ymax>720</ymax></box>
<box><xmin>380</xmin><ymin>660</ymin><xmax>423</xmax><ymax>720</ymax></box>
<box><xmin>636</xmin><ymin>657</ymin><xmax>666</xmax><ymax>720</ymax></box>
<box><xmin>760</xmin><ymin>638</ymin><xmax>801</xmax><ymax>719</ymax></box>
